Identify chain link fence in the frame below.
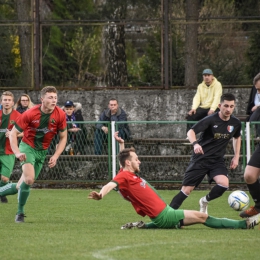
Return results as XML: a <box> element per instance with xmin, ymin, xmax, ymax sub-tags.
<box><xmin>10</xmin><ymin>120</ymin><xmax>249</xmax><ymax>184</ymax></box>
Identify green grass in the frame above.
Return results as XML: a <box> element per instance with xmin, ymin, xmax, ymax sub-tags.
<box><xmin>1</xmin><ymin>189</ymin><xmax>259</xmax><ymax>260</ymax></box>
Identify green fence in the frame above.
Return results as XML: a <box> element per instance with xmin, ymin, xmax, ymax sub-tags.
<box><xmin>11</xmin><ymin>120</ymin><xmax>249</xmax><ymax>183</ymax></box>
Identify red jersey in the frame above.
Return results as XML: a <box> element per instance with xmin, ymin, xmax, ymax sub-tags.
<box><xmin>15</xmin><ymin>105</ymin><xmax>67</xmax><ymax>150</ymax></box>
<box><xmin>0</xmin><ymin>110</ymin><xmax>21</xmax><ymax>154</ymax></box>
<box><xmin>112</xmin><ymin>169</ymin><xmax>166</xmax><ymax>218</ymax></box>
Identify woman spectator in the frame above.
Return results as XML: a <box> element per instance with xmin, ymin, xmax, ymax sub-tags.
<box><xmin>14</xmin><ymin>94</ymin><xmax>34</xmax><ymax>114</ymax></box>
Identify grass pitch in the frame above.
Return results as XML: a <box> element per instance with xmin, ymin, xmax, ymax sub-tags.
<box><xmin>0</xmin><ymin>189</ymin><xmax>259</xmax><ymax>260</ymax></box>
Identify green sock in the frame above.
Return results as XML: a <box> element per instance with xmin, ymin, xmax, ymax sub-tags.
<box><xmin>204</xmin><ymin>216</ymin><xmax>247</xmax><ymax>229</ymax></box>
<box><xmin>0</xmin><ymin>180</ymin><xmax>8</xmax><ymax>187</ymax></box>
<box><xmin>0</xmin><ymin>183</ymin><xmax>18</xmax><ymax>196</ymax></box>
<box><xmin>145</xmin><ymin>222</ymin><xmax>159</xmax><ymax>229</ymax></box>
<box><xmin>17</xmin><ymin>182</ymin><xmax>31</xmax><ymax>214</ymax></box>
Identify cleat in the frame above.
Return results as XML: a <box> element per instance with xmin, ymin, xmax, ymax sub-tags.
<box><xmin>199</xmin><ymin>197</ymin><xmax>208</xmax><ymax>214</ymax></box>
<box><xmin>246</xmin><ymin>213</ymin><xmax>260</xmax><ymax>229</ymax></box>
<box><xmin>240</xmin><ymin>206</ymin><xmax>260</xmax><ymax>218</ymax></box>
<box><xmin>15</xmin><ymin>213</ymin><xmax>26</xmax><ymax>223</ymax></box>
<box><xmin>0</xmin><ymin>195</ymin><xmax>8</xmax><ymax>203</ymax></box>
<box><xmin>121</xmin><ymin>221</ymin><xmax>146</xmax><ymax>230</ymax></box>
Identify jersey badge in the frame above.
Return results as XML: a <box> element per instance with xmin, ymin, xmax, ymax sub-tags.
<box><xmin>140</xmin><ymin>178</ymin><xmax>146</xmax><ymax>188</ymax></box>
<box><xmin>10</xmin><ymin>120</ymin><xmax>15</xmax><ymax>125</ymax></box>
<box><xmin>50</xmin><ymin>118</ymin><xmax>56</xmax><ymax>124</ymax></box>
<box><xmin>227</xmin><ymin>125</ymin><xmax>234</xmax><ymax>133</ymax></box>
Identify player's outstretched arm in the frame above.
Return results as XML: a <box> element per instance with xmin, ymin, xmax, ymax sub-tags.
<box><xmin>114</xmin><ymin>131</ymin><xmax>125</xmax><ymax>151</ymax></box>
<box><xmin>88</xmin><ymin>182</ymin><xmax>117</xmax><ymax>200</ymax></box>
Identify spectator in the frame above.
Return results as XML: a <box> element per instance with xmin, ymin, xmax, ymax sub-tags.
<box><xmin>186</xmin><ymin>69</ymin><xmax>222</xmax><ymax>132</ymax></box>
<box><xmin>246</xmin><ymin>73</ymin><xmax>260</xmax><ymax>137</ymax></box>
<box><xmin>94</xmin><ymin>98</ymin><xmax>130</xmax><ymax>155</ymax></box>
<box><xmin>14</xmin><ymin>94</ymin><xmax>34</xmax><ymax>114</ymax></box>
<box><xmin>62</xmin><ymin>100</ymin><xmax>87</xmax><ymax>155</ymax></box>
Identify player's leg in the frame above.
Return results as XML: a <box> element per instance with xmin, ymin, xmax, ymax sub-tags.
<box><xmin>183</xmin><ymin>210</ymin><xmax>260</xmax><ymax>229</ymax></box>
<box><xmin>0</xmin><ymin>154</ymin><xmax>16</xmax><ymax>203</ymax></box>
<box><xmin>199</xmin><ymin>162</ymin><xmax>229</xmax><ymax>214</ymax></box>
<box><xmin>240</xmin><ymin>165</ymin><xmax>260</xmax><ymax>217</ymax></box>
<box><xmin>169</xmin><ymin>162</ymin><xmax>206</xmax><ymax>209</ymax></box>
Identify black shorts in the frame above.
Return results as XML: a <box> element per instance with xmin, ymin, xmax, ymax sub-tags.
<box><xmin>182</xmin><ymin>159</ymin><xmax>229</xmax><ymax>187</ymax></box>
<box><xmin>248</xmin><ymin>145</ymin><xmax>260</xmax><ymax>168</ymax></box>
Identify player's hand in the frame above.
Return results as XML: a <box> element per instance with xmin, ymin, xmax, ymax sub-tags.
<box><xmin>208</xmin><ymin>109</ymin><xmax>215</xmax><ymax>115</ymax></box>
<box><xmin>15</xmin><ymin>152</ymin><xmax>26</xmax><ymax>161</ymax></box>
<box><xmin>48</xmin><ymin>155</ymin><xmax>58</xmax><ymax>168</ymax></box>
<box><xmin>5</xmin><ymin>129</ymin><xmax>11</xmax><ymax>138</ymax></box>
<box><xmin>88</xmin><ymin>191</ymin><xmax>102</xmax><ymax>200</ymax></box>
<box><xmin>114</xmin><ymin>131</ymin><xmax>124</xmax><ymax>143</ymax></box>
<box><xmin>230</xmin><ymin>157</ymin><xmax>239</xmax><ymax>169</ymax></box>
<box><xmin>188</xmin><ymin>109</ymin><xmax>196</xmax><ymax>116</ymax></box>
<box><xmin>193</xmin><ymin>144</ymin><xmax>204</xmax><ymax>154</ymax></box>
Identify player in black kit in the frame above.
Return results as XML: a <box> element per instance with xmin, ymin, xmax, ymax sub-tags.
<box><xmin>170</xmin><ymin>93</ymin><xmax>241</xmax><ymax>214</ymax></box>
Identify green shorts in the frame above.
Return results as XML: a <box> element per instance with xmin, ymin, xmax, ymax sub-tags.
<box><xmin>0</xmin><ymin>154</ymin><xmax>16</xmax><ymax>178</ymax></box>
<box><xmin>151</xmin><ymin>205</ymin><xmax>185</xmax><ymax>229</ymax></box>
<box><xmin>19</xmin><ymin>141</ymin><xmax>48</xmax><ymax>180</ymax></box>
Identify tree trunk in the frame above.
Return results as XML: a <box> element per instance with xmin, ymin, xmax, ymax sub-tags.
<box><xmin>16</xmin><ymin>0</ymin><xmax>32</xmax><ymax>88</ymax></box>
<box><xmin>103</xmin><ymin>7</ymin><xmax>127</xmax><ymax>87</ymax></box>
<box><xmin>184</xmin><ymin>0</ymin><xmax>199</xmax><ymax>87</ymax></box>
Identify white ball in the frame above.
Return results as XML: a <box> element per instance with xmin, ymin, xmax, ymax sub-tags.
<box><xmin>228</xmin><ymin>190</ymin><xmax>250</xmax><ymax>211</ymax></box>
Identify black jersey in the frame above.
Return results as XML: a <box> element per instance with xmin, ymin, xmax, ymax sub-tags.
<box><xmin>191</xmin><ymin>112</ymin><xmax>241</xmax><ymax>162</ymax></box>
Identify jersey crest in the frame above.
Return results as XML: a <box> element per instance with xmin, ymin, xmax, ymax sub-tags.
<box><xmin>227</xmin><ymin>125</ymin><xmax>234</xmax><ymax>133</ymax></box>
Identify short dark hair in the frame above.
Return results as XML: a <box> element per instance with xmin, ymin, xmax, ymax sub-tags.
<box><xmin>220</xmin><ymin>93</ymin><xmax>236</xmax><ymax>103</ymax></box>
<box><xmin>118</xmin><ymin>147</ymin><xmax>136</xmax><ymax>168</ymax></box>
<box><xmin>109</xmin><ymin>98</ymin><xmax>118</xmax><ymax>103</ymax></box>
<box><xmin>40</xmin><ymin>86</ymin><xmax>57</xmax><ymax>97</ymax></box>
<box><xmin>253</xmin><ymin>73</ymin><xmax>260</xmax><ymax>85</ymax></box>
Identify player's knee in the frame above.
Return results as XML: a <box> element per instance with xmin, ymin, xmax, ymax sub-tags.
<box><xmin>24</xmin><ymin>178</ymin><xmax>34</xmax><ymax>185</ymax></box>
<box><xmin>244</xmin><ymin>173</ymin><xmax>257</xmax><ymax>184</ymax></box>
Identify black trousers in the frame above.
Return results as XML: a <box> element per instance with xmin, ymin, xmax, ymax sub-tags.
<box><xmin>186</xmin><ymin>107</ymin><xmax>210</xmax><ymax>133</ymax></box>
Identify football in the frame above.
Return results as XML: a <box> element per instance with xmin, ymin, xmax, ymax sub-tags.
<box><xmin>228</xmin><ymin>190</ymin><xmax>250</xmax><ymax>211</ymax></box>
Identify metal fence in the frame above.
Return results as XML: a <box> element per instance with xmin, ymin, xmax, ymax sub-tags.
<box><xmin>10</xmin><ymin>120</ymin><xmax>257</xmax><ymax>184</ymax></box>
<box><xmin>0</xmin><ymin>1</ymin><xmax>259</xmax><ymax>89</ymax></box>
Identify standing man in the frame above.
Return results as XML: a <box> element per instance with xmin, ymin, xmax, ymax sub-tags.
<box><xmin>170</xmin><ymin>93</ymin><xmax>241</xmax><ymax>214</ymax></box>
<box><xmin>88</xmin><ymin>132</ymin><xmax>260</xmax><ymax>230</ymax></box>
<box><xmin>94</xmin><ymin>98</ymin><xmax>130</xmax><ymax>155</ymax></box>
<box><xmin>0</xmin><ymin>91</ymin><xmax>21</xmax><ymax>203</ymax></box>
<box><xmin>186</xmin><ymin>69</ymin><xmax>222</xmax><ymax>132</ymax></box>
<box><xmin>240</xmin><ymin>73</ymin><xmax>260</xmax><ymax>218</ymax></box>
<box><xmin>0</xmin><ymin>86</ymin><xmax>67</xmax><ymax>223</ymax></box>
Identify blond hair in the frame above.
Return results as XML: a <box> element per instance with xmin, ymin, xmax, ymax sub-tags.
<box><xmin>1</xmin><ymin>91</ymin><xmax>14</xmax><ymax>101</ymax></box>
<box><xmin>40</xmin><ymin>86</ymin><xmax>57</xmax><ymax>97</ymax></box>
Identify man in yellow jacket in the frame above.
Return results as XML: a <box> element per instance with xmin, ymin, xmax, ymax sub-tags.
<box><xmin>186</xmin><ymin>69</ymin><xmax>222</xmax><ymax>132</ymax></box>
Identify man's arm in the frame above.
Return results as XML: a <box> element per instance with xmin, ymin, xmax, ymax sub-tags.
<box><xmin>187</xmin><ymin>129</ymin><xmax>204</xmax><ymax>155</ymax></box>
<box><xmin>88</xmin><ymin>182</ymin><xmax>117</xmax><ymax>200</ymax></box>
<box><xmin>48</xmin><ymin>130</ymin><xmax>67</xmax><ymax>168</ymax></box>
<box><xmin>230</xmin><ymin>136</ymin><xmax>241</xmax><ymax>169</ymax></box>
<box><xmin>191</xmin><ymin>86</ymin><xmax>201</xmax><ymax>110</ymax></box>
<box><xmin>9</xmin><ymin>127</ymin><xmax>26</xmax><ymax>161</ymax></box>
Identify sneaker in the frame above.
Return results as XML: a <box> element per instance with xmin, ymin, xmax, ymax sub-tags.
<box><xmin>15</xmin><ymin>213</ymin><xmax>26</xmax><ymax>223</ymax></box>
<box><xmin>240</xmin><ymin>206</ymin><xmax>260</xmax><ymax>218</ymax></box>
<box><xmin>199</xmin><ymin>197</ymin><xmax>208</xmax><ymax>214</ymax></box>
<box><xmin>246</xmin><ymin>213</ymin><xmax>260</xmax><ymax>229</ymax></box>
<box><xmin>0</xmin><ymin>195</ymin><xmax>8</xmax><ymax>203</ymax></box>
<box><xmin>121</xmin><ymin>221</ymin><xmax>146</xmax><ymax>230</ymax></box>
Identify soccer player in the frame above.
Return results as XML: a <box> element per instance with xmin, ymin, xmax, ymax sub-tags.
<box><xmin>0</xmin><ymin>91</ymin><xmax>21</xmax><ymax>203</ymax></box>
<box><xmin>88</xmin><ymin>132</ymin><xmax>260</xmax><ymax>230</ymax></box>
<box><xmin>0</xmin><ymin>86</ymin><xmax>67</xmax><ymax>223</ymax></box>
<box><xmin>169</xmin><ymin>93</ymin><xmax>241</xmax><ymax>213</ymax></box>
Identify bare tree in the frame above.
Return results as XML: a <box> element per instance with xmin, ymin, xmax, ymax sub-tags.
<box><xmin>184</xmin><ymin>0</ymin><xmax>199</xmax><ymax>87</ymax></box>
<box><xmin>16</xmin><ymin>0</ymin><xmax>32</xmax><ymax>87</ymax></box>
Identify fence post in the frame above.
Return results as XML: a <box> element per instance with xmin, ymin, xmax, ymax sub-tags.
<box><xmin>111</xmin><ymin>121</ymin><xmax>116</xmax><ymax>178</ymax></box>
<box><xmin>246</xmin><ymin>122</ymin><xmax>251</xmax><ymax>163</ymax></box>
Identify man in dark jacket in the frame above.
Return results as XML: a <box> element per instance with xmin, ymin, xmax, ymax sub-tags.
<box><xmin>94</xmin><ymin>98</ymin><xmax>130</xmax><ymax>155</ymax></box>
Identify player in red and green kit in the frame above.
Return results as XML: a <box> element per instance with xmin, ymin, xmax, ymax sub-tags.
<box><xmin>88</xmin><ymin>132</ymin><xmax>260</xmax><ymax>230</ymax></box>
<box><xmin>0</xmin><ymin>86</ymin><xmax>67</xmax><ymax>223</ymax></box>
<box><xmin>0</xmin><ymin>91</ymin><xmax>21</xmax><ymax>203</ymax></box>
